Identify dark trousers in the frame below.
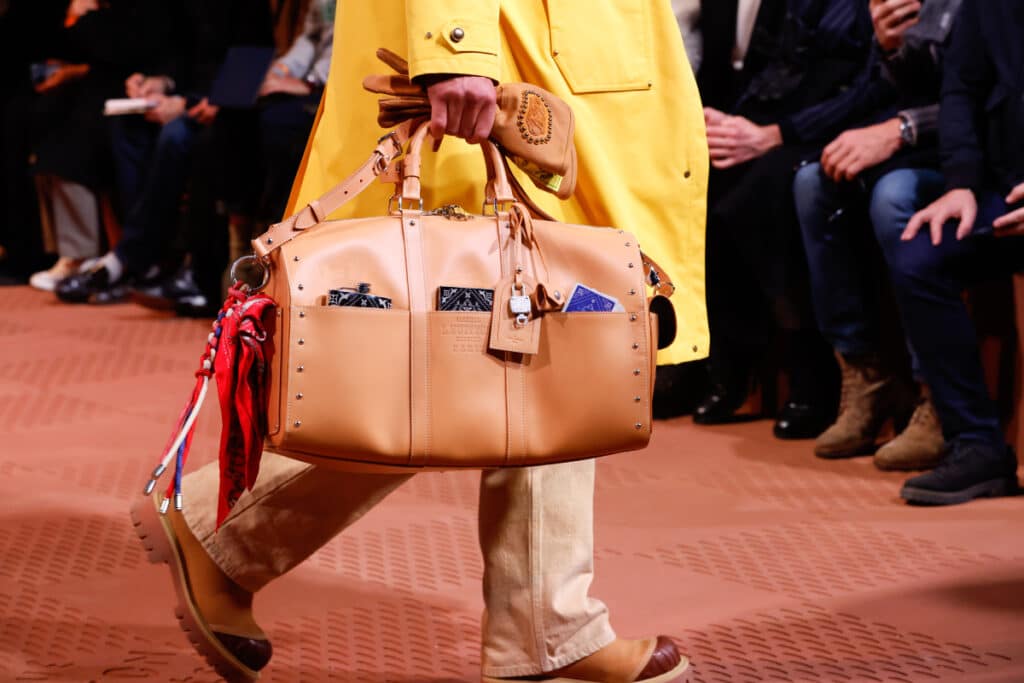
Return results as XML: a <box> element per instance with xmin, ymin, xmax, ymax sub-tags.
<box><xmin>217</xmin><ymin>91</ymin><xmax>319</xmax><ymax>223</ymax></box>
<box><xmin>873</xmin><ymin>169</ymin><xmax>1024</xmax><ymax>446</ymax></box>
<box><xmin>257</xmin><ymin>92</ymin><xmax>319</xmax><ymax>221</ymax></box>
<box><xmin>111</xmin><ymin>114</ymin><xmax>200</xmax><ymax>274</ymax></box>
<box><xmin>706</xmin><ymin>144</ymin><xmax>829</xmax><ymax>393</ymax></box>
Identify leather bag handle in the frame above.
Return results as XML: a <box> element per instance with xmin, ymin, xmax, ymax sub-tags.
<box><xmin>399</xmin><ymin>120</ymin><xmax>515</xmax><ymax>207</ymax></box>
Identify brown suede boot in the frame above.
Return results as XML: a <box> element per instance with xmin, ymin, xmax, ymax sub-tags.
<box><xmin>130</xmin><ymin>494</ymin><xmax>271</xmax><ymax>682</ymax></box>
<box><xmin>874</xmin><ymin>387</ymin><xmax>946</xmax><ymax>471</ymax></box>
<box><xmin>814</xmin><ymin>353</ymin><xmax>916</xmax><ymax>459</ymax></box>
<box><xmin>482</xmin><ymin>637</ymin><xmax>689</xmax><ymax>683</ymax></box>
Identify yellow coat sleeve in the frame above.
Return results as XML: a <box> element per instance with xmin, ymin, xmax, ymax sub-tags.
<box><xmin>405</xmin><ymin>0</ymin><xmax>501</xmax><ymax>81</ymax></box>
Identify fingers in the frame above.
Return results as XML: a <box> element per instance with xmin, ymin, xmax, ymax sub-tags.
<box><xmin>929</xmin><ymin>215</ymin><xmax>945</xmax><ymax>246</ymax></box>
<box><xmin>126</xmin><ymin>73</ymin><xmax>143</xmax><ymax>97</ymax></box>
<box><xmin>889</xmin><ymin>14</ymin><xmax>920</xmax><ymax>33</ymax></box>
<box><xmin>840</xmin><ymin>157</ymin><xmax>866</xmax><ymax>182</ymax></box>
<box><xmin>954</xmin><ymin>198</ymin><xmax>976</xmax><ymax>240</ymax></box>
<box><xmin>822</xmin><ymin>144</ymin><xmax>854</xmax><ymax>181</ymax></box>
<box><xmin>428</xmin><ymin>97</ymin><xmax>447</xmax><ymax>151</ymax></box>
<box><xmin>1006</xmin><ymin>183</ymin><xmax>1024</xmax><ymax>205</ymax></box>
<box><xmin>993</xmin><ymin>206</ymin><xmax>1024</xmax><ymax>230</ymax></box>
<box><xmin>425</xmin><ymin>76</ymin><xmax>497</xmax><ymax>149</ymax></box>
<box><xmin>469</xmin><ymin>97</ymin><xmax>497</xmax><ymax>144</ymax></box>
<box><xmin>711</xmin><ymin>156</ymin><xmax>740</xmax><ymax>170</ymax></box>
<box><xmin>445</xmin><ymin>97</ymin><xmax>460</xmax><ymax>136</ymax></box>
<box><xmin>902</xmin><ymin>209</ymin><xmax>928</xmax><ymax>241</ymax></box>
<box><xmin>706</xmin><ymin>129</ymin><xmax>737</xmax><ymax>156</ymax></box>
<box><xmin>458</xmin><ymin>96</ymin><xmax>484</xmax><ymax>141</ymax></box>
<box><xmin>874</xmin><ymin>0</ymin><xmax>920</xmax><ymax>25</ymax></box>
<box><xmin>704</xmin><ymin>107</ymin><xmax>727</xmax><ymax>125</ymax></box>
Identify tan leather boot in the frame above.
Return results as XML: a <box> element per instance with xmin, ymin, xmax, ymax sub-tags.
<box><xmin>482</xmin><ymin>637</ymin><xmax>689</xmax><ymax>683</ymax></box>
<box><xmin>131</xmin><ymin>494</ymin><xmax>271</xmax><ymax>682</ymax></box>
<box><xmin>874</xmin><ymin>387</ymin><xmax>946</xmax><ymax>471</ymax></box>
<box><xmin>814</xmin><ymin>353</ymin><xmax>915</xmax><ymax>459</ymax></box>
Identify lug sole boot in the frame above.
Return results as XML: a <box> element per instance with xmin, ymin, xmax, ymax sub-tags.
<box><xmin>901</xmin><ymin>443</ymin><xmax>1020</xmax><ymax>506</ymax></box>
<box><xmin>130</xmin><ymin>494</ymin><xmax>271</xmax><ymax>682</ymax></box>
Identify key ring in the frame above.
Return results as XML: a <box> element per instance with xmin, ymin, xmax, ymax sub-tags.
<box><xmin>230</xmin><ymin>255</ymin><xmax>270</xmax><ymax>293</ymax></box>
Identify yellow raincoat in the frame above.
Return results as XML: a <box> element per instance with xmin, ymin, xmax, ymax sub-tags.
<box><xmin>286</xmin><ymin>1</ymin><xmax>709</xmax><ymax>364</ymax></box>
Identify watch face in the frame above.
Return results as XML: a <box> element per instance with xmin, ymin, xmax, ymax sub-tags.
<box><xmin>900</xmin><ymin>120</ymin><xmax>914</xmax><ymax>145</ymax></box>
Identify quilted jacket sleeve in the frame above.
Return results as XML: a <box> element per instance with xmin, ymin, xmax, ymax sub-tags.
<box><xmin>405</xmin><ymin>0</ymin><xmax>501</xmax><ymax>82</ymax></box>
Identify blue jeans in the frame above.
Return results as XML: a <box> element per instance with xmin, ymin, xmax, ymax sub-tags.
<box><xmin>110</xmin><ymin>114</ymin><xmax>200</xmax><ymax>273</ymax></box>
<box><xmin>871</xmin><ymin>169</ymin><xmax>1024</xmax><ymax>446</ymax></box>
<box><xmin>794</xmin><ymin>164</ymin><xmax>926</xmax><ymax>372</ymax></box>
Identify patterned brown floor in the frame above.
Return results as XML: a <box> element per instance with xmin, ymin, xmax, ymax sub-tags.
<box><xmin>1</xmin><ymin>286</ymin><xmax>1022</xmax><ymax>682</ymax></box>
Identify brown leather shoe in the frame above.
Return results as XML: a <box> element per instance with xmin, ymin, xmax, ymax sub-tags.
<box><xmin>130</xmin><ymin>494</ymin><xmax>271</xmax><ymax>682</ymax></box>
<box><xmin>482</xmin><ymin>636</ymin><xmax>689</xmax><ymax>682</ymax></box>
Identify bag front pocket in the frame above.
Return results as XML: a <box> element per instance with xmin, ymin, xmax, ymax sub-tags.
<box><xmin>519</xmin><ymin>312</ymin><xmax>653</xmax><ymax>462</ymax></box>
<box><xmin>278</xmin><ymin>306</ymin><xmax>412</xmax><ymax>466</ymax></box>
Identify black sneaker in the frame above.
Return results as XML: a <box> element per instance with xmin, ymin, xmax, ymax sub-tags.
<box><xmin>901</xmin><ymin>441</ymin><xmax>1019</xmax><ymax>506</ymax></box>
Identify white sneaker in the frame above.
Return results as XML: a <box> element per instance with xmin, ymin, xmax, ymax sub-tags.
<box><xmin>29</xmin><ymin>257</ymin><xmax>86</xmax><ymax>292</ymax></box>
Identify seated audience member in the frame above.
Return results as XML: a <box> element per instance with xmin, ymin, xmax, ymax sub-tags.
<box><xmin>693</xmin><ymin>0</ymin><xmax>882</xmax><ymax>438</ymax></box>
<box><xmin>0</xmin><ymin>0</ymin><xmax>65</xmax><ymax>280</ymax></box>
<box><xmin>873</xmin><ymin>0</ymin><xmax>1022</xmax><ymax>504</ymax></box>
<box><xmin>792</xmin><ymin>0</ymin><xmax>959</xmax><ymax>469</ymax></box>
<box><xmin>22</xmin><ymin>0</ymin><xmax>176</xmax><ymax>291</ymax></box>
<box><xmin>55</xmin><ymin>0</ymin><xmax>275</xmax><ymax>305</ymax></box>
<box><xmin>673</xmin><ymin>0</ymin><xmax>703</xmax><ymax>73</ymax></box>
<box><xmin>218</xmin><ymin>0</ymin><xmax>334</xmax><ymax>271</ymax></box>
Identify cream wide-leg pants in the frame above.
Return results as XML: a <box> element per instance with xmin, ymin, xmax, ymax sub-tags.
<box><xmin>181</xmin><ymin>452</ymin><xmax>615</xmax><ymax>677</ymax></box>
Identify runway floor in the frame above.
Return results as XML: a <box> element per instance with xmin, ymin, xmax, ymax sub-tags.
<box><xmin>1</xmin><ymin>286</ymin><xmax>1022</xmax><ymax>682</ymax></box>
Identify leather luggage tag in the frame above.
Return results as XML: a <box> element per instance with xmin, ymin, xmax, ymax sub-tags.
<box><xmin>489</xmin><ymin>274</ymin><xmax>541</xmax><ymax>355</ymax></box>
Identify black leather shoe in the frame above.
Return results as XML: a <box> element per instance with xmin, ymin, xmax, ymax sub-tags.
<box><xmin>55</xmin><ymin>265</ymin><xmax>133</xmax><ymax>304</ymax></box>
<box><xmin>694</xmin><ymin>382</ymin><xmax>753</xmax><ymax>425</ymax></box>
<box><xmin>175</xmin><ymin>294</ymin><xmax>218</xmax><ymax>319</ymax></box>
<box><xmin>901</xmin><ymin>441</ymin><xmax>1019</xmax><ymax>506</ymax></box>
<box><xmin>653</xmin><ymin>361</ymin><xmax>711</xmax><ymax>420</ymax></box>
<box><xmin>132</xmin><ymin>265</ymin><xmax>202</xmax><ymax>311</ymax></box>
<box><xmin>773</xmin><ymin>401</ymin><xmax>833</xmax><ymax>440</ymax></box>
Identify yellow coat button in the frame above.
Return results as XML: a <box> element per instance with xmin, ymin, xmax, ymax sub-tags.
<box><xmin>450</xmin><ymin>27</ymin><xmax>465</xmax><ymax>42</ymax></box>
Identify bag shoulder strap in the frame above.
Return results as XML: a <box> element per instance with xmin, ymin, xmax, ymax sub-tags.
<box><xmin>252</xmin><ymin>119</ymin><xmax>418</xmax><ymax>258</ymax></box>
<box><xmin>253</xmin><ymin>119</ymin><xmax>676</xmax><ymax>299</ymax></box>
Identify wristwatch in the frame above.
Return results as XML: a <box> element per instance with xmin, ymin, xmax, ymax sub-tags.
<box><xmin>898</xmin><ymin>114</ymin><xmax>917</xmax><ymax>147</ymax></box>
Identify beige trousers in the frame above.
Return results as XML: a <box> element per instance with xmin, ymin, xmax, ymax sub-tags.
<box><xmin>181</xmin><ymin>452</ymin><xmax>615</xmax><ymax>677</ymax></box>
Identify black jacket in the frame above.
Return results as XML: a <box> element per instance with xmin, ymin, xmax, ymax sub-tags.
<box><xmin>159</xmin><ymin>0</ymin><xmax>274</xmax><ymax>103</ymax></box>
<box><xmin>940</xmin><ymin>0</ymin><xmax>1024</xmax><ymax>193</ymax></box>
<box><xmin>697</xmin><ymin>0</ymin><xmax>876</xmax><ymax>145</ymax></box>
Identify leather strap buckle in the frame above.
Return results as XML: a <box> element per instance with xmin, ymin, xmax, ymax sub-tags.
<box><xmin>374</xmin><ymin>130</ymin><xmax>404</xmax><ymax>172</ymax></box>
<box><xmin>388</xmin><ymin>194</ymin><xmax>424</xmax><ymax>214</ymax></box>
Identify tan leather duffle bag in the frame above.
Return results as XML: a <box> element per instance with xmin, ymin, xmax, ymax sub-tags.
<box><xmin>247</xmin><ymin>119</ymin><xmax>676</xmax><ymax>471</ymax></box>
